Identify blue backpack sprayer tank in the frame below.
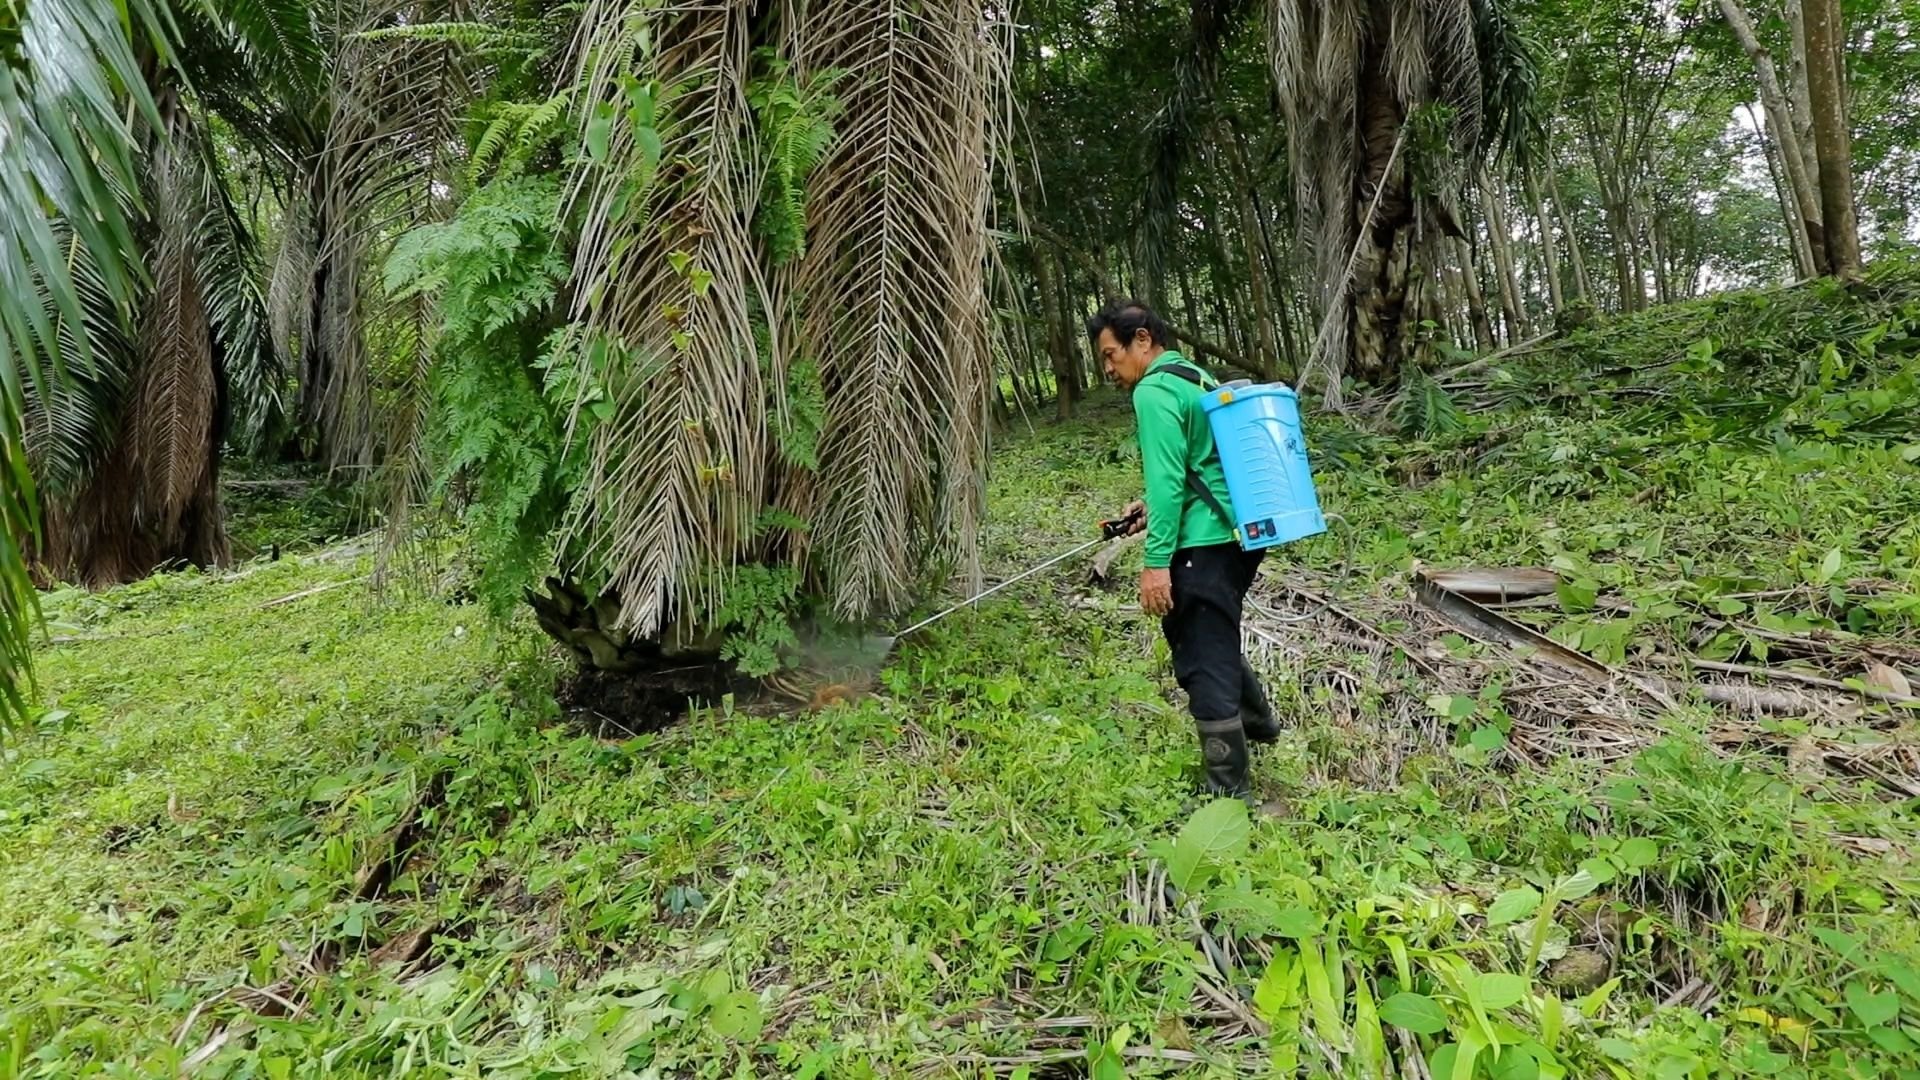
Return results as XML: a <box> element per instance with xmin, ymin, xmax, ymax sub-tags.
<box><xmin>1159</xmin><ymin>364</ymin><xmax>1326</xmax><ymax>551</ymax></box>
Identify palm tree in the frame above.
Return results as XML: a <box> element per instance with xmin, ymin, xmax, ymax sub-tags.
<box><xmin>522</xmin><ymin>0</ymin><xmax>1010</xmax><ymax>669</ymax></box>
<box><xmin>1269</xmin><ymin>0</ymin><xmax>1531</xmax><ymax>396</ymax></box>
<box><xmin>22</xmin><ymin>0</ymin><xmax>475</xmax><ymax>589</ymax></box>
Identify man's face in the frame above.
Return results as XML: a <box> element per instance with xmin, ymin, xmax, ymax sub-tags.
<box><xmin>1097</xmin><ymin>327</ymin><xmax>1156</xmax><ymax>390</ymax></box>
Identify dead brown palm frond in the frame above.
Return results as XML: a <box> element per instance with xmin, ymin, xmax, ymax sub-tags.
<box><xmin>299</xmin><ymin>0</ymin><xmax>476</xmax><ymax>475</ymax></box>
<box><xmin>130</xmin><ymin>100</ymin><xmax>220</xmax><ymax>540</ymax></box>
<box><xmin>794</xmin><ymin>0</ymin><xmax>1006</xmax><ymax>619</ymax></box>
<box><xmin>560</xmin><ymin>0</ymin><xmax>769</xmax><ymax>639</ymax></box>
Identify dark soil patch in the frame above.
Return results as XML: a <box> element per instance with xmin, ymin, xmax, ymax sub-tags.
<box><xmin>555</xmin><ymin>659</ymin><xmax>746</xmax><ymax>738</ymax></box>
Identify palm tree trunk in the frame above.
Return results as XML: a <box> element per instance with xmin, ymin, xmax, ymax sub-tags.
<box><xmin>1348</xmin><ymin>39</ymin><xmax>1418</xmax><ymax>385</ymax></box>
<box><xmin>1801</xmin><ymin>0</ymin><xmax>1863</xmax><ymax>277</ymax></box>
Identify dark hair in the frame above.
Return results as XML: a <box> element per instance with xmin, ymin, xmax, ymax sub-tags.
<box><xmin>1085</xmin><ymin>300</ymin><xmax>1171</xmax><ymax>349</ymax></box>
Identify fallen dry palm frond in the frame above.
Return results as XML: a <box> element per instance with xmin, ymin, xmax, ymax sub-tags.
<box><xmin>1237</xmin><ymin>566</ymin><xmax>1920</xmax><ymax>795</ymax></box>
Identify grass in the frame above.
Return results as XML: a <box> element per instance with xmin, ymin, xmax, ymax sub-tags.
<box><xmin>4</xmin><ymin>275</ymin><xmax>1920</xmax><ymax>1078</ymax></box>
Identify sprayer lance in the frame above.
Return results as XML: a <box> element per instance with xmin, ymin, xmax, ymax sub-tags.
<box><xmin>886</xmin><ymin>508</ymin><xmax>1142</xmax><ymax>643</ymax></box>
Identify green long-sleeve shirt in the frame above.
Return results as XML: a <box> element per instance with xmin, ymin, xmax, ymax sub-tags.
<box><xmin>1133</xmin><ymin>351</ymin><xmax>1235</xmax><ymax>568</ymax></box>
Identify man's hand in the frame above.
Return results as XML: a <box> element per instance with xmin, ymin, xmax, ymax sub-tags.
<box><xmin>1123</xmin><ymin>499</ymin><xmax>1147</xmax><ymax>536</ymax></box>
<box><xmin>1140</xmin><ymin>567</ymin><xmax>1173</xmax><ymax>616</ymax></box>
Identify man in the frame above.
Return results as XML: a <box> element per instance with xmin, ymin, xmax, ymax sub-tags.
<box><xmin>1088</xmin><ymin>300</ymin><xmax>1279</xmax><ymax>798</ymax></box>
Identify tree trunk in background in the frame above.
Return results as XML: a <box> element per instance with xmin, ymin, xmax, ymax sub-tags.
<box><xmin>1455</xmin><ymin>237</ymin><xmax>1496</xmax><ymax>351</ymax></box>
<box><xmin>1218</xmin><ymin>133</ymin><xmax>1281</xmax><ymax>376</ymax></box>
<box><xmin>1254</xmin><ymin>196</ymin><xmax>1302</xmax><ymax>380</ymax></box>
<box><xmin>1787</xmin><ymin>0</ymin><xmax>1825</xmax><ymax>248</ymax></box>
<box><xmin>1031</xmin><ymin>247</ymin><xmax>1074</xmax><ymax>419</ymax></box>
<box><xmin>1719</xmin><ymin>0</ymin><xmax>1822</xmax><ymax>277</ymax></box>
<box><xmin>1752</xmin><ymin>103</ymin><xmax>1819</xmax><ymax>277</ymax></box>
<box><xmin>1177</xmin><ymin>259</ymin><xmax>1202</xmax><ymax>348</ymax></box>
<box><xmin>1546</xmin><ymin>165</ymin><xmax>1594</xmax><ymax>305</ymax></box>
<box><xmin>1524</xmin><ymin>172</ymin><xmax>1565</xmax><ymax>314</ymax></box>
<box><xmin>1648</xmin><ymin>201</ymin><xmax>1674</xmax><ymax>303</ymax></box>
<box><xmin>1481</xmin><ymin>178</ymin><xmax>1527</xmax><ymax>338</ymax></box>
<box><xmin>1801</xmin><ymin>0</ymin><xmax>1863</xmax><ymax>278</ymax></box>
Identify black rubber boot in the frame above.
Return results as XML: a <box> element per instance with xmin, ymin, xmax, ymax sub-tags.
<box><xmin>1239</xmin><ymin>656</ymin><xmax>1281</xmax><ymax>744</ymax></box>
<box><xmin>1195</xmin><ymin>715</ymin><xmax>1252</xmax><ymax>798</ymax></box>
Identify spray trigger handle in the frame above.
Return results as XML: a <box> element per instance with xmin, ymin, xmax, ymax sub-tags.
<box><xmin>1100</xmin><ymin>506</ymin><xmax>1144</xmax><ymax>540</ymax></box>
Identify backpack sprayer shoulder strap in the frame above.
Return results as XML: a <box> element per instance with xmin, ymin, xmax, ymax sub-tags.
<box><xmin>1146</xmin><ymin>361</ymin><xmax>1236</xmax><ymax>533</ymax></box>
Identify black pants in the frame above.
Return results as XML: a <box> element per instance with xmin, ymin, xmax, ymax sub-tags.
<box><xmin>1160</xmin><ymin>543</ymin><xmax>1266</xmax><ymax>721</ymax></box>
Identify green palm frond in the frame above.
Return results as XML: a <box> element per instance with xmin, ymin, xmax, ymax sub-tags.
<box><xmin>215</xmin><ymin>0</ymin><xmax>326</xmax><ymax>97</ymax></box>
<box><xmin>24</xmin><ymin>228</ymin><xmax>139</xmax><ymax>497</ymax></box>
<box><xmin>1389</xmin><ymin>365</ymin><xmax>1466</xmax><ymax>438</ymax></box>
<box><xmin>193</xmin><ymin>136</ymin><xmax>283</xmax><ymax>455</ymax></box>
<box><xmin>0</xmin><ymin>0</ymin><xmax>169</xmax><ymax>730</ymax></box>
<box><xmin>1473</xmin><ymin>0</ymin><xmax>1542</xmax><ymax>168</ymax></box>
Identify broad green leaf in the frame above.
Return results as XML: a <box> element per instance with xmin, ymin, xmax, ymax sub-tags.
<box><xmin>1492</xmin><ymin>1046</ymin><xmax>1541</xmax><ymax>1080</ymax></box>
<box><xmin>1166</xmin><ymin>798</ymin><xmax>1250</xmax><ymax>892</ymax></box>
<box><xmin>1300</xmin><ymin>940</ymin><xmax>1344</xmax><ymax>1046</ymax></box>
<box><xmin>1454</xmin><ymin>1030</ymin><xmax>1487</xmax><ymax>1080</ymax></box>
<box><xmin>1884</xmin><ymin>962</ymin><xmax>1920</xmax><ymax>1002</ymax></box>
<box><xmin>1654</xmin><ymin>1052</ymin><xmax>1699</xmax><ymax>1080</ymax></box>
<box><xmin>1540</xmin><ymin>993</ymin><xmax>1565</xmax><ymax>1050</ymax></box>
<box><xmin>1741</xmin><ymin>1040</ymin><xmax>1790</xmax><ymax>1075</ymax></box>
<box><xmin>1254</xmin><ymin>951</ymin><xmax>1302</xmax><ymax>1022</ymax></box>
<box><xmin>1616</xmin><ymin>837</ymin><xmax>1659</xmax><ymax>870</ymax></box>
<box><xmin>1477</xmin><ymin>972</ymin><xmax>1530</xmax><ymax>1010</ymax></box>
<box><xmin>1471</xmin><ymin>725</ymin><xmax>1507</xmax><ymax>751</ymax></box>
<box><xmin>1812</xmin><ymin>927</ymin><xmax>1863</xmax><ymax>959</ymax></box>
<box><xmin>1556</xmin><ymin>579</ymin><xmax>1599</xmax><ymax>613</ymax></box>
<box><xmin>1429</xmin><ymin>1044</ymin><xmax>1459</xmax><ymax>1079</ymax></box>
<box><xmin>1353</xmin><ymin>977</ymin><xmax>1389</xmax><ymax>1075</ymax></box>
<box><xmin>1273</xmin><ymin>906</ymin><xmax>1322</xmax><ymax>939</ymax></box>
<box><xmin>709</xmin><ymin>989</ymin><xmax>763</xmax><ymax>1041</ymax></box>
<box><xmin>1552</xmin><ymin>868</ymin><xmax>1601</xmax><ymax>901</ymax></box>
<box><xmin>1817</xmin><ymin>548</ymin><xmax>1844</xmax><ymax>584</ymax></box>
<box><xmin>586</xmin><ymin>102</ymin><xmax>616</xmax><ymax>163</ymax></box>
<box><xmin>1487</xmin><ymin>887</ymin><xmax>1542</xmax><ymax>927</ymax></box>
<box><xmin>1868</xmin><ymin>1026</ymin><xmax>1915</xmax><ymax>1054</ymax></box>
<box><xmin>1578</xmin><ymin>857</ymin><xmax>1617</xmax><ymax>886</ymax></box>
<box><xmin>1845</xmin><ymin>980</ymin><xmax>1900</xmax><ymax>1027</ymax></box>
<box><xmin>1380</xmin><ymin>992</ymin><xmax>1449</xmax><ymax>1035</ymax></box>
<box><xmin>1597</xmin><ymin>1037</ymin><xmax>1638</xmax><ymax>1061</ymax></box>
